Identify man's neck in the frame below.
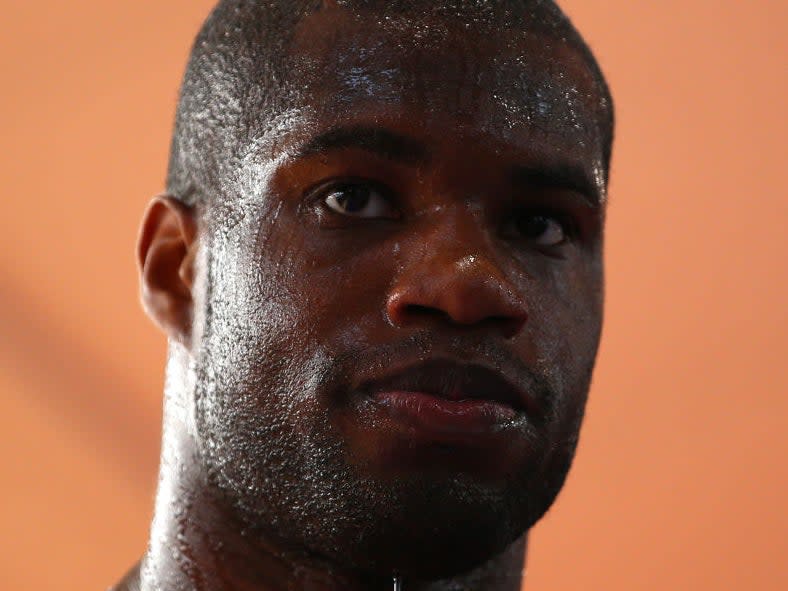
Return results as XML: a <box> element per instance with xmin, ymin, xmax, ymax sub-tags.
<box><xmin>117</xmin><ymin>541</ymin><xmax>526</xmax><ymax>591</ymax></box>
<box><xmin>118</xmin><ymin>392</ymin><xmax>527</xmax><ymax>591</ymax></box>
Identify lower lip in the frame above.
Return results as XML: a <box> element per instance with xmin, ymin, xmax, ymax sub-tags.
<box><xmin>373</xmin><ymin>390</ymin><xmax>517</xmax><ymax>438</ymax></box>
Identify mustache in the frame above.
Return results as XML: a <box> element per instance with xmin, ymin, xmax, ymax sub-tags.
<box><xmin>329</xmin><ymin>330</ymin><xmax>556</xmax><ymax>417</ymax></box>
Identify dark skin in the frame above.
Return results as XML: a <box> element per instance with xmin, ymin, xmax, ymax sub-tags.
<box><xmin>119</xmin><ymin>5</ymin><xmax>608</xmax><ymax>590</ymax></box>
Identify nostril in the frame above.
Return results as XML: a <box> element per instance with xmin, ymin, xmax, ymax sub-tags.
<box><xmin>385</xmin><ymin>275</ymin><xmax>528</xmax><ymax>336</ymax></box>
<box><xmin>386</xmin><ymin>298</ymin><xmax>452</xmax><ymax>328</ymax></box>
<box><xmin>404</xmin><ymin>304</ymin><xmax>452</xmax><ymax>322</ymax></box>
<box><xmin>495</xmin><ymin>315</ymin><xmax>527</xmax><ymax>340</ymax></box>
<box><xmin>392</xmin><ymin>304</ymin><xmax>525</xmax><ymax>339</ymax></box>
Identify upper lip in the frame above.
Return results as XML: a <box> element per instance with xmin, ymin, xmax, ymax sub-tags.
<box><xmin>356</xmin><ymin>358</ymin><xmax>539</xmax><ymax>416</ymax></box>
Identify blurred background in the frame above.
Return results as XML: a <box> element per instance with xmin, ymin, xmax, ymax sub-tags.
<box><xmin>1</xmin><ymin>1</ymin><xmax>786</xmax><ymax>589</ymax></box>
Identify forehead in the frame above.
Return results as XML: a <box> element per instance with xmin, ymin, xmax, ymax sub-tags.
<box><xmin>274</xmin><ymin>6</ymin><xmax>606</xmax><ymax>171</ymax></box>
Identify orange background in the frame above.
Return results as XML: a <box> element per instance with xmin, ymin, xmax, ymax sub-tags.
<box><xmin>1</xmin><ymin>1</ymin><xmax>786</xmax><ymax>590</ymax></box>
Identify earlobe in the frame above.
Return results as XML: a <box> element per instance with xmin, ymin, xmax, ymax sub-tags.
<box><xmin>137</xmin><ymin>194</ymin><xmax>198</xmax><ymax>346</ymax></box>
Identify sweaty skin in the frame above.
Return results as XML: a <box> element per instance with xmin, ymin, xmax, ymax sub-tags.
<box><xmin>118</xmin><ymin>2</ymin><xmax>611</xmax><ymax>590</ymax></box>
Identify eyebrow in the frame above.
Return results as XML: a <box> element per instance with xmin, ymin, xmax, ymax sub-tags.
<box><xmin>510</xmin><ymin>163</ymin><xmax>602</xmax><ymax>207</ymax></box>
<box><xmin>294</xmin><ymin>125</ymin><xmax>430</xmax><ymax>166</ymax></box>
<box><xmin>295</xmin><ymin>124</ymin><xmax>602</xmax><ymax>206</ymax></box>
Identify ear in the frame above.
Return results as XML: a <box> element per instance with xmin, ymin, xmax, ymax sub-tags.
<box><xmin>137</xmin><ymin>194</ymin><xmax>198</xmax><ymax>346</ymax></box>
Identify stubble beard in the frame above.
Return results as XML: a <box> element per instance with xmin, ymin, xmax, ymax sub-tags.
<box><xmin>192</xmin><ymin>315</ymin><xmax>590</xmax><ymax>579</ymax></box>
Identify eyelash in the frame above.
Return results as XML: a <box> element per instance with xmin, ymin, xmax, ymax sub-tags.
<box><xmin>512</xmin><ymin>207</ymin><xmax>578</xmax><ymax>238</ymax></box>
<box><xmin>306</xmin><ymin>177</ymin><xmax>397</xmax><ymax>209</ymax></box>
<box><xmin>306</xmin><ymin>178</ymin><xmax>578</xmax><ymax>246</ymax></box>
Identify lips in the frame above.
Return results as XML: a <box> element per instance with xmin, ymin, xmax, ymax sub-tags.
<box><xmin>344</xmin><ymin>356</ymin><xmax>543</xmax><ymax>461</ymax></box>
<box><xmin>357</xmin><ymin>358</ymin><xmax>537</xmax><ymax>417</ymax></box>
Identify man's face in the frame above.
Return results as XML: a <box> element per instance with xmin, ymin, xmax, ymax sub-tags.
<box><xmin>192</xmin><ymin>7</ymin><xmax>606</xmax><ymax>578</ymax></box>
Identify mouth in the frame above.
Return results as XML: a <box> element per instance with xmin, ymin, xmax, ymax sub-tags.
<box><xmin>356</xmin><ymin>358</ymin><xmax>538</xmax><ymax>439</ymax></box>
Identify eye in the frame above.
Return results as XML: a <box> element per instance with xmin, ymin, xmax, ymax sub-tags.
<box><xmin>510</xmin><ymin>211</ymin><xmax>569</xmax><ymax>247</ymax></box>
<box><xmin>323</xmin><ymin>182</ymin><xmax>398</xmax><ymax>219</ymax></box>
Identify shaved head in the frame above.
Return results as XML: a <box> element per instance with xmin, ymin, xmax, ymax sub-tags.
<box><xmin>167</xmin><ymin>0</ymin><xmax>613</xmax><ymax>207</ymax></box>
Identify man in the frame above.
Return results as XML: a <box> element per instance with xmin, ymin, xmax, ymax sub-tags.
<box><xmin>115</xmin><ymin>0</ymin><xmax>613</xmax><ymax>589</ymax></box>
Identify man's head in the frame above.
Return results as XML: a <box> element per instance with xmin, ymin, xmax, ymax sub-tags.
<box><xmin>138</xmin><ymin>0</ymin><xmax>613</xmax><ymax>581</ymax></box>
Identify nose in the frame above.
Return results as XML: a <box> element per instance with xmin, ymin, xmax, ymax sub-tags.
<box><xmin>385</xmin><ymin>217</ymin><xmax>528</xmax><ymax>340</ymax></box>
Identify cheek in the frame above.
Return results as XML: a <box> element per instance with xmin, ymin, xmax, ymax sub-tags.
<box><xmin>198</xmin><ymin>203</ymin><xmax>312</xmax><ymax>396</ymax></box>
<box><xmin>205</xmin><ymin>200</ymin><xmax>402</xmax><ymax>383</ymax></box>
<box><xmin>525</xmin><ymin>254</ymin><xmax>602</xmax><ymax>410</ymax></box>
<box><xmin>197</xmin><ymin>212</ymin><xmax>339</xmax><ymax>452</ymax></box>
<box><xmin>282</xmin><ymin>224</ymin><xmax>402</xmax><ymax>351</ymax></box>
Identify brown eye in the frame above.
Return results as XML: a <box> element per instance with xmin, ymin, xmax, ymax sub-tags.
<box><xmin>324</xmin><ymin>183</ymin><xmax>397</xmax><ymax>219</ymax></box>
<box><xmin>513</xmin><ymin>213</ymin><xmax>568</xmax><ymax>246</ymax></box>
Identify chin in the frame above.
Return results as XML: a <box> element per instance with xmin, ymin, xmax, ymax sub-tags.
<box><xmin>351</xmin><ymin>517</ymin><xmax>521</xmax><ymax>580</ymax></box>
<box><xmin>375</xmin><ymin>534</ymin><xmax>517</xmax><ymax>580</ymax></box>
<box><xmin>323</xmin><ymin>467</ymin><xmax>560</xmax><ymax>580</ymax></box>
